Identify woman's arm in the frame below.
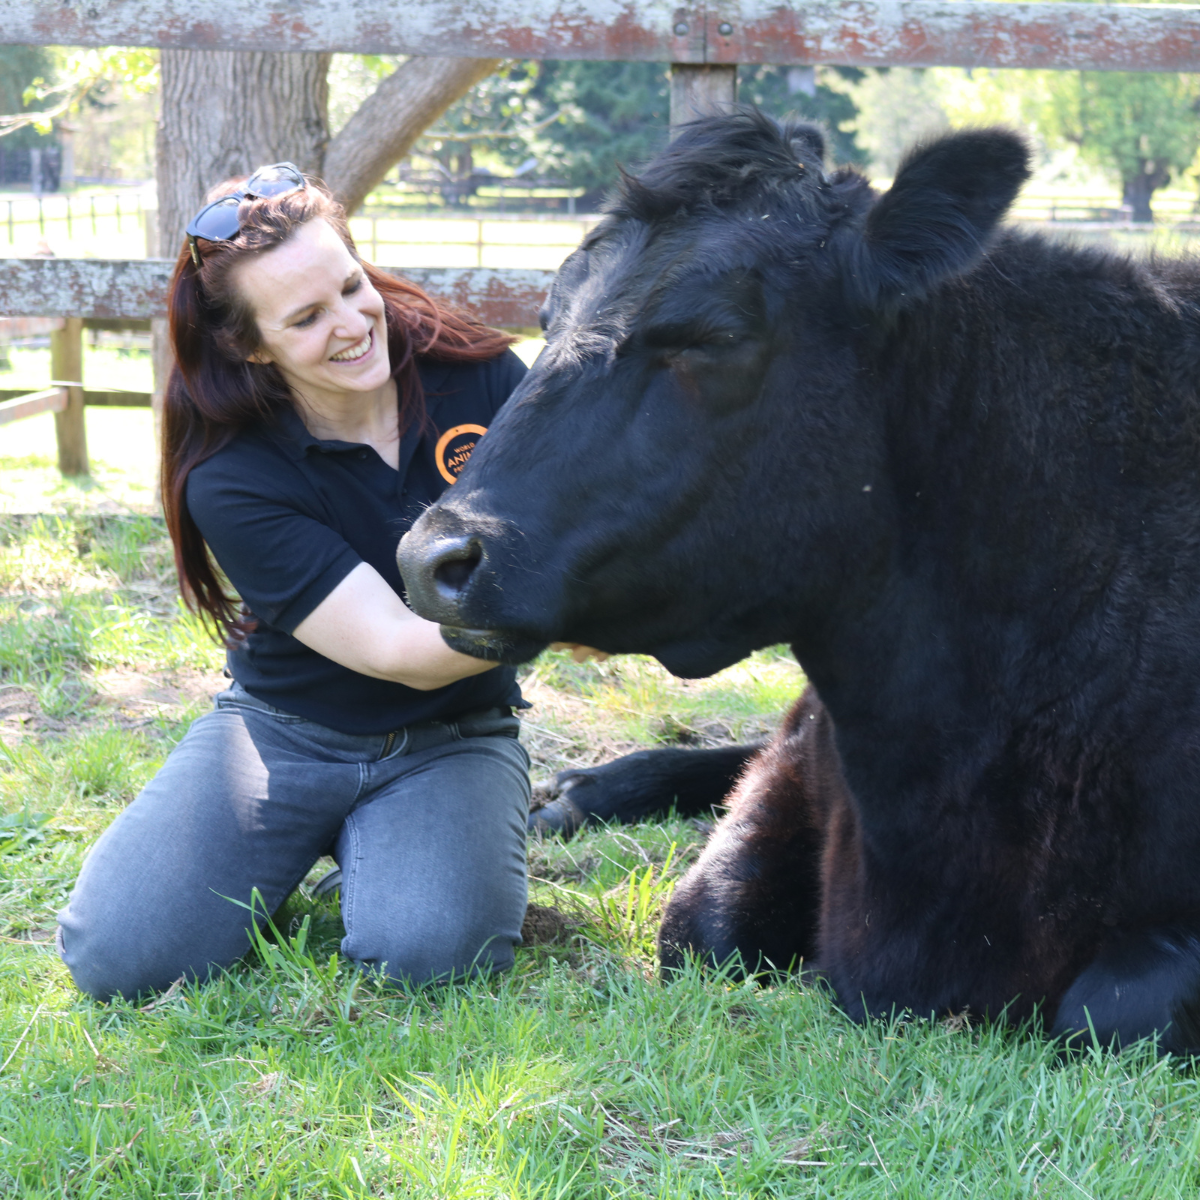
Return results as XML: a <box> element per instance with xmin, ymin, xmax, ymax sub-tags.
<box><xmin>292</xmin><ymin>562</ymin><xmax>498</xmax><ymax>690</ymax></box>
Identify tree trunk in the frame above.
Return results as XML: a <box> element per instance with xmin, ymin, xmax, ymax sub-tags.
<box><xmin>151</xmin><ymin>50</ymin><xmax>500</xmax><ymax>482</ymax></box>
<box><xmin>1122</xmin><ymin>158</ymin><xmax>1171</xmax><ymax>224</ymax></box>
<box><xmin>323</xmin><ymin>57</ymin><xmax>498</xmax><ymax>216</ymax></box>
<box><xmin>156</xmin><ymin>49</ymin><xmax>333</xmax><ymax>258</ymax></box>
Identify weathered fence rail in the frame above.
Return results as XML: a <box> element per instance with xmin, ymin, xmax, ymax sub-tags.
<box><xmin>0</xmin><ymin>260</ymin><xmax>556</xmax><ymax>476</ymax></box>
<box><xmin>0</xmin><ymin>259</ymin><xmax>556</xmax><ymax>326</ymax></box>
<box><xmin>6</xmin><ymin>0</ymin><xmax>1200</xmax><ymax>72</ymax></box>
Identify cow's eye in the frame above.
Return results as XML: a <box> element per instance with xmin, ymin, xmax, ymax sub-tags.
<box><xmin>663</xmin><ymin>333</ymin><xmax>770</xmax><ymax>411</ymax></box>
<box><xmin>671</xmin><ymin>333</ymin><xmax>746</xmax><ymax>362</ymax></box>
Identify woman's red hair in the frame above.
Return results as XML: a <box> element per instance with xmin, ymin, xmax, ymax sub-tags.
<box><xmin>161</xmin><ymin>180</ymin><xmax>513</xmax><ymax>643</ymax></box>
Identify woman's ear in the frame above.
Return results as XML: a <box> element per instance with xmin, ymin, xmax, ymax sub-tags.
<box><xmin>246</xmin><ymin>348</ymin><xmax>273</xmax><ymax>365</ymax></box>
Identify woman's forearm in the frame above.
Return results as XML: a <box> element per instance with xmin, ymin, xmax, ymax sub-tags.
<box><xmin>292</xmin><ymin>562</ymin><xmax>499</xmax><ymax>689</ymax></box>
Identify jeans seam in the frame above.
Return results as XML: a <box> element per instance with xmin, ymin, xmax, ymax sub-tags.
<box><xmin>215</xmin><ymin>699</ymin><xmax>304</xmax><ymax>725</ymax></box>
<box><xmin>353</xmin><ymin>760</ymin><xmax>369</xmax><ymax>806</ymax></box>
<box><xmin>341</xmin><ymin>810</ymin><xmax>360</xmax><ymax>949</ymax></box>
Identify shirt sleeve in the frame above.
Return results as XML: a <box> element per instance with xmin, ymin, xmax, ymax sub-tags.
<box><xmin>186</xmin><ymin>448</ymin><xmax>363</xmax><ymax>634</ymax></box>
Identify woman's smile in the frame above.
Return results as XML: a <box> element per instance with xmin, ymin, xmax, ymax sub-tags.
<box><xmin>330</xmin><ymin>329</ymin><xmax>373</xmax><ymax>363</ymax></box>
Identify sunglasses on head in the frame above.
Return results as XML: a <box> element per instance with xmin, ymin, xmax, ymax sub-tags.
<box><xmin>185</xmin><ymin>162</ymin><xmax>306</xmax><ymax>267</ymax></box>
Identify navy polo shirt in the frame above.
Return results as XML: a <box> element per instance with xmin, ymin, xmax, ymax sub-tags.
<box><xmin>185</xmin><ymin>350</ymin><xmax>528</xmax><ymax>734</ymax></box>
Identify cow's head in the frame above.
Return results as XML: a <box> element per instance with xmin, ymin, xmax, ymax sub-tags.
<box><xmin>399</xmin><ymin>111</ymin><xmax>1029</xmax><ymax>677</ymax></box>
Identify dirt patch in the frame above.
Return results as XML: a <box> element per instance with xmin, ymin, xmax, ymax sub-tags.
<box><xmin>0</xmin><ymin>684</ymin><xmax>58</xmax><ymax>746</ymax></box>
<box><xmin>90</xmin><ymin>666</ymin><xmax>226</xmax><ymax>722</ymax></box>
<box><xmin>518</xmin><ymin>677</ymin><xmax>780</xmax><ymax>788</ymax></box>
<box><xmin>519</xmin><ymin>681</ymin><xmax>651</xmax><ymax>782</ymax></box>
<box><xmin>0</xmin><ymin>667</ymin><xmax>224</xmax><ymax>747</ymax></box>
<box><xmin>520</xmin><ymin>903</ymin><xmax>584</xmax><ymax>947</ymax></box>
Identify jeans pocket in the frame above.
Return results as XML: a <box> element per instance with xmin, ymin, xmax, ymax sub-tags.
<box><xmin>214</xmin><ymin>692</ymin><xmax>305</xmax><ymax>725</ymax></box>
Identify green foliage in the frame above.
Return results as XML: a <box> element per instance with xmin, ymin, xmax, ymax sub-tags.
<box><xmin>929</xmin><ymin>63</ymin><xmax>1200</xmax><ymax>218</ymax></box>
<box><xmin>0</xmin><ymin>45</ymin><xmax>57</xmax><ymax>149</ymax></box>
<box><xmin>425</xmin><ymin>60</ymin><xmax>672</xmax><ymax>201</ymax></box>
<box><xmin>1050</xmin><ymin>71</ymin><xmax>1200</xmax><ymax>214</ymax></box>
<box><xmin>531</xmin><ymin>61</ymin><xmax>672</xmax><ymax>199</ymax></box>
<box><xmin>430</xmin><ymin>60</ymin><xmax>866</xmax><ymax>202</ymax></box>
<box><xmin>737</xmin><ymin>65</ymin><xmax>867</xmax><ymax>168</ymax></box>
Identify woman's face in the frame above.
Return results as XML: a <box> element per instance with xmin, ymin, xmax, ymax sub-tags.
<box><xmin>235</xmin><ymin>217</ymin><xmax>391</xmax><ymax>404</ymax></box>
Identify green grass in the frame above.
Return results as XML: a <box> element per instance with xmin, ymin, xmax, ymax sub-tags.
<box><xmin>1</xmin><ymin>519</ymin><xmax>1200</xmax><ymax>1197</ymax></box>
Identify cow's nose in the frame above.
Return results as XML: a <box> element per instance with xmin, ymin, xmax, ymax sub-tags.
<box><xmin>431</xmin><ymin>536</ymin><xmax>483</xmax><ymax>600</ymax></box>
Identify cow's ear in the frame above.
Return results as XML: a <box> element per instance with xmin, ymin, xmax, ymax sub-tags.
<box><xmin>843</xmin><ymin>129</ymin><xmax>1030</xmax><ymax>311</ymax></box>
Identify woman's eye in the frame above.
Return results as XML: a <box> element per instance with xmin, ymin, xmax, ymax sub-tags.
<box><xmin>344</xmin><ymin>278</ymin><xmax>363</xmax><ymax>296</ymax></box>
<box><xmin>293</xmin><ymin>311</ymin><xmax>319</xmax><ymax>328</ymax></box>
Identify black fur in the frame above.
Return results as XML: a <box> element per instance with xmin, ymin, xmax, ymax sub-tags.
<box><xmin>529</xmin><ymin>744</ymin><xmax>760</xmax><ymax>836</ymax></box>
<box><xmin>399</xmin><ymin>109</ymin><xmax>1200</xmax><ymax>1053</ymax></box>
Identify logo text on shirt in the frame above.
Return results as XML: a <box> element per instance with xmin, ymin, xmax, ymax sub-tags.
<box><xmin>435</xmin><ymin>423</ymin><xmax>488</xmax><ymax>484</ymax></box>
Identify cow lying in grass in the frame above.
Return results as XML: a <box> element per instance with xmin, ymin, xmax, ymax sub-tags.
<box><xmin>400</xmin><ymin>110</ymin><xmax>1200</xmax><ymax>1055</ymax></box>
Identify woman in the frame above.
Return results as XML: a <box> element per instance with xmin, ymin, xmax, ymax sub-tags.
<box><xmin>57</xmin><ymin>164</ymin><xmax>568</xmax><ymax>1001</ymax></box>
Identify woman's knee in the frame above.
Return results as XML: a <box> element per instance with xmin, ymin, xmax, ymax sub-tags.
<box><xmin>344</xmin><ymin>910</ymin><xmax>520</xmax><ymax>986</ymax></box>
<box><xmin>56</xmin><ymin>914</ymin><xmax>208</xmax><ymax>1003</ymax></box>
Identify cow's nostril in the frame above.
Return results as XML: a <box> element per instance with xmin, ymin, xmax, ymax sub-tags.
<box><xmin>434</xmin><ymin>544</ymin><xmax>482</xmax><ymax>596</ymax></box>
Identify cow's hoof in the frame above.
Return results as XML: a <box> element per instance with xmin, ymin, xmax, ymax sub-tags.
<box><xmin>528</xmin><ymin>792</ymin><xmax>587</xmax><ymax>838</ymax></box>
<box><xmin>310</xmin><ymin>866</ymin><xmax>342</xmax><ymax>900</ymax></box>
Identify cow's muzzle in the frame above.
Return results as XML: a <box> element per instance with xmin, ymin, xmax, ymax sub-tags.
<box><xmin>397</xmin><ymin>523</ymin><xmax>549</xmax><ymax>665</ymax></box>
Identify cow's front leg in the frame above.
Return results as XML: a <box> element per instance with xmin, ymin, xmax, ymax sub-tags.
<box><xmin>658</xmin><ymin>689</ymin><xmax>844</xmax><ymax>977</ymax></box>
<box><xmin>529</xmin><ymin>744</ymin><xmax>761</xmax><ymax>837</ymax></box>
<box><xmin>1051</xmin><ymin>927</ymin><xmax>1200</xmax><ymax>1056</ymax></box>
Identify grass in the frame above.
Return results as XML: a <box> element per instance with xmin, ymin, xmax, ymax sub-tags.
<box><xmin>1</xmin><ymin>522</ymin><xmax>1200</xmax><ymax>1196</ymax></box>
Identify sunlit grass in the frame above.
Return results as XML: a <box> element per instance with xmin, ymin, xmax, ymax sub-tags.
<box><xmin>0</xmin><ymin>515</ymin><xmax>1198</xmax><ymax>1197</ymax></box>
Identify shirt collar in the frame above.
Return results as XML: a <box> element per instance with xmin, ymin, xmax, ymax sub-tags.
<box><xmin>273</xmin><ymin>358</ymin><xmax>459</xmax><ymax>462</ymax></box>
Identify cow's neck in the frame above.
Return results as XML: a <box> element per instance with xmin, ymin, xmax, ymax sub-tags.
<box><xmin>796</xmin><ymin>233</ymin><xmax>1200</xmax><ymax>848</ymax></box>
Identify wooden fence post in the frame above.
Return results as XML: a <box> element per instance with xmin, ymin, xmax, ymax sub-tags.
<box><xmin>151</xmin><ymin>315</ymin><xmax>171</xmax><ymax>499</ymax></box>
<box><xmin>51</xmin><ymin>316</ymin><xmax>88</xmax><ymax>476</ymax></box>
<box><xmin>669</xmin><ymin>65</ymin><xmax>738</xmax><ymax>135</ymax></box>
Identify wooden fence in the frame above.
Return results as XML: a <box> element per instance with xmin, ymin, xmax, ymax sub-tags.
<box><xmin>0</xmin><ymin>260</ymin><xmax>557</xmax><ymax>475</ymax></box>
<box><xmin>7</xmin><ymin>0</ymin><xmax>1200</xmax><ymax>72</ymax></box>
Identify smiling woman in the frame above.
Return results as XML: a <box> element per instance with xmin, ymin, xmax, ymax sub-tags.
<box><xmin>53</xmin><ymin>169</ymin><xmax>550</xmax><ymax>1003</ymax></box>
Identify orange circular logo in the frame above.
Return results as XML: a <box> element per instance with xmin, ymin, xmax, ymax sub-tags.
<box><xmin>434</xmin><ymin>423</ymin><xmax>488</xmax><ymax>484</ymax></box>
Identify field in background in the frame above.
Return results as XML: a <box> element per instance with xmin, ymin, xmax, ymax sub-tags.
<box><xmin>0</xmin><ymin>517</ymin><xmax>1199</xmax><ymax>1195</ymax></box>
<box><xmin>4</xmin><ymin>182</ymin><xmax>1200</xmax><ymax>268</ymax></box>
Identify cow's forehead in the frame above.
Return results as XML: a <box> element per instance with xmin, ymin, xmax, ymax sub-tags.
<box><xmin>548</xmin><ymin>214</ymin><xmax>763</xmax><ymax>349</ymax></box>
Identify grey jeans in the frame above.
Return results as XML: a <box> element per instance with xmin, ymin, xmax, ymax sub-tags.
<box><xmin>57</xmin><ymin>684</ymin><xmax>531</xmax><ymax>1001</ymax></box>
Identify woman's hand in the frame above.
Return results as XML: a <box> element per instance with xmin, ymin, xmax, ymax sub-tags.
<box><xmin>293</xmin><ymin>562</ymin><xmax>499</xmax><ymax>690</ymax></box>
<box><xmin>550</xmin><ymin>643</ymin><xmax>610</xmax><ymax>663</ymax></box>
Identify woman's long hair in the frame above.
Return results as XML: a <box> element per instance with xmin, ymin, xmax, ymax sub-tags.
<box><xmin>161</xmin><ymin>179</ymin><xmax>514</xmax><ymax>643</ymax></box>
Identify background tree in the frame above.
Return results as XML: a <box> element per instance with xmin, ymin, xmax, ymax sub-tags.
<box><xmin>409</xmin><ymin>61</ymin><xmax>673</xmax><ymax>209</ymax></box>
<box><xmin>155</xmin><ymin>52</ymin><xmax>499</xmax><ymax>256</ymax></box>
<box><xmin>1043</xmin><ymin>71</ymin><xmax>1200</xmax><ymax>221</ymax></box>
<box><xmin>0</xmin><ymin>45</ymin><xmax>57</xmax><ymax>152</ymax></box>
<box><xmin>736</xmin><ymin>65</ymin><xmax>867</xmax><ymax>168</ymax></box>
<box><xmin>419</xmin><ymin>61</ymin><xmax>866</xmax><ymax>210</ymax></box>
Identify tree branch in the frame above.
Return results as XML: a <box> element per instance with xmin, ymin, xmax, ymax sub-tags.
<box><xmin>323</xmin><ymin>56</ymin><xmax>500</xmax><ymax>215</ymax></box>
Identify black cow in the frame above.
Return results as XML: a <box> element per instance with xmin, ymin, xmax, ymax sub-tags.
<box><xmin>400</xmin><ymin>110</ymin><xmax>1200</xmax><ymax>1054</ymax></box>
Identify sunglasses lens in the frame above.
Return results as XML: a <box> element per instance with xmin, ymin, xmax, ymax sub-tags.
<box><xmin>245</xmin><ymin>163</ymin><xmax>304</xmax><ymax>198</ymax></box>
<box><xmin>186</xmin><ymin>196</ymin><xmax>242</xmax><ymax>241</ymax></box>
